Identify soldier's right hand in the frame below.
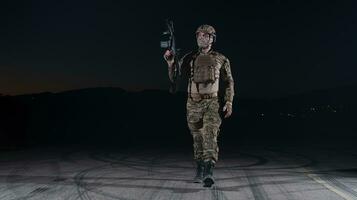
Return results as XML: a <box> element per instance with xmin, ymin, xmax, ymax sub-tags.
<box><xmin>163</xmin><ymin>50</ymin><xmax>174</xmax><ymax>66</ymax></box>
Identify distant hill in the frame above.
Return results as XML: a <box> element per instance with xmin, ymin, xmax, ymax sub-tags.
<box><xmin>0</xmin><ymin>84</ymin><xmax>356</xmax><ymax>148</ymax></box>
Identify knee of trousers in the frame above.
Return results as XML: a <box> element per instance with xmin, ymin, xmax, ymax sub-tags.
<box><xmin>187</xmin><ymin>109</ymin><xmax>204</xmax><ymax>130</ymax></box>
<box><xmin>203</xmin><ymin>124</ymin><xmax>220</xmax><ymax>138</ymax></box>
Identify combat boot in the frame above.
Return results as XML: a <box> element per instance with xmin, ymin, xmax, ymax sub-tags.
<box><xmin>203</xmin><ymin>160</ymin><xmax>215</xmax><ymax>187</ymax></box>
<box><xmin>193</xmin><ymin>160</ymin><xmax>204</xmax><ymax>183</ymax></box>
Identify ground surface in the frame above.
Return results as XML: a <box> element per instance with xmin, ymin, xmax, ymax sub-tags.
<box><xmin>1</xmin><ymin>145</ymin><xmax>357</xmax><ymax>200</ymax></box>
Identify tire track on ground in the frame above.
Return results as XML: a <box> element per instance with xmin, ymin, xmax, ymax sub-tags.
<box><xmin>267</xmin><ymin>147</ymin><xmax>357</xmax><ymax>200</ymax></box>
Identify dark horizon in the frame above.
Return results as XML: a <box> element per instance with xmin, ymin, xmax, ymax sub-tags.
<box><xmin>1</xmin><ymin>84</ymin><xmax>356</xmax><ymax>148</ymax></box>
<box><xmin>1</xmin><ymin>82</ymin><xmax>356</xmax><ymax>101</ymax></box>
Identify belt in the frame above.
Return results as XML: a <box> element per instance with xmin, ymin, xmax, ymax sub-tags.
<box><xmin>189</xmin><ymin>92</ymin><xmax>218</xmax><ymax>101</ymax></box>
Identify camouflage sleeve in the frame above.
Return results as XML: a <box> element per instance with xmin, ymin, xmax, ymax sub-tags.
<box><xmin>167</xmin><ymin>52</ymin><xmax>191</xmax><ymax>83</ymax></box>
<box><xmin>220</xmin><ymin>57</ymin><xmax>235</xmax><ymax>103</ymax></box>
<box><xmin>168</xmin><ymin>63</ymin><xmax>176</xmax><ymax>83</ymax></box>
<box><xmin>167</xmin><ymin>52</ymin><xmax>192</xmax><ymax>93</ymax></box>
<box><xmin>167</xmin><ymin>60</ymin><xmax>178</xmax><ymax>94</ymax></box>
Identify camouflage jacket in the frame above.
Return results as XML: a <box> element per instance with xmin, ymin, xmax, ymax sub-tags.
<box><xmin>168</xmin><ymin>49</ymin><xmax>235</xmax><ymax>103</ymax></box>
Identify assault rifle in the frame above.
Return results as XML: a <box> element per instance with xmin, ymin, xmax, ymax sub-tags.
<box><xmin>160</xmin><ymin>19</ymin><xmax>180</xmax><ymax>93</ymax></box>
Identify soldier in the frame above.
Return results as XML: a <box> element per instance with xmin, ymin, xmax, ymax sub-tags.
<box><xmin>163</xmin><ymin>24</ymin><xmax>235</xmax><ymax>187</ymax></box>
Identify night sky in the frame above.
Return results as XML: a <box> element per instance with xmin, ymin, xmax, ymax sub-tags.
<box><xmin>1</xmin><ymin>0</ymin><xmax>356</xmax><ymax>98</ymax></box>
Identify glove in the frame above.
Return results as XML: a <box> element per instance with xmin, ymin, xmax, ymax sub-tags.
<box><xmin>163</xmin><ymin>50</ymin><xmax>174</xmax><ymax>66</ymax></box>
<box><xmin>223</xmin><ymin>101</ymin><xmax>233</xmax><ymax>118</ymax></box>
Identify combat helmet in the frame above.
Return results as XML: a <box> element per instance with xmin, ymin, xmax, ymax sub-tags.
<box><xmin>196</xmin><ymin>24</ymin><xmax>216</xmax><ymax>42</ymax></box>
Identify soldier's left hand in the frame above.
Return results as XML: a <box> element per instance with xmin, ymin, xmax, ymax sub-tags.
<box><xmin>223</xmin><ymin>101</ymin><xmax>233</xmax><ymax>118</ymax></box>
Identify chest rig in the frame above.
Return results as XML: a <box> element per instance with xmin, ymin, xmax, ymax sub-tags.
<box><xmin>189</xmin><ymin>51</ymin><xmax>219</xmax><ymax>95</ymax></box>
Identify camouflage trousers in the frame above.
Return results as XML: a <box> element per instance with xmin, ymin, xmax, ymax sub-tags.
<box><xmin>186</xmin><ymin>96</ymin><xmax>222</xmax><ymax>163</ymax></box>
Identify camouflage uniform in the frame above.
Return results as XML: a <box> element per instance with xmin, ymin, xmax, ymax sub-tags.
<box><xmin>168</xmin><ymin>49</ymin><xmax>235</xmax><ymax>164</ymax></box>
<box><xmin>187</xmin><ymin>96</ymin><xmax>221</xmax><ymax>163</ymax></box>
